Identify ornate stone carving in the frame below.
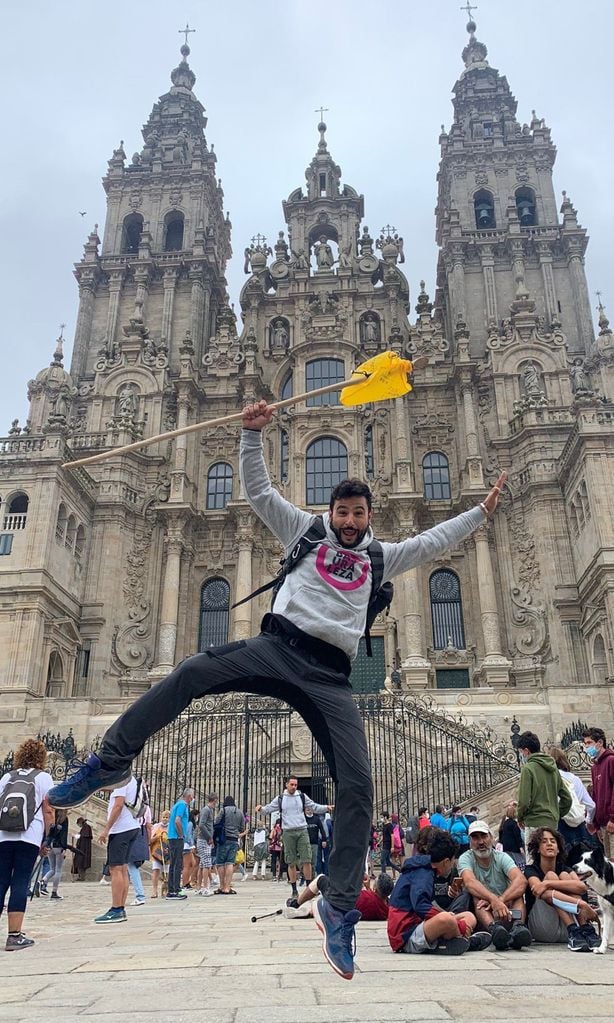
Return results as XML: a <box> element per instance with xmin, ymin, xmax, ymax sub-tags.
<box><xmin>112</xmin><ymin>526</ymin><xmax>154</xmax><ymax>671</ymax></box>
<box><xmin>202</xmin><ymin>304</ymin><xmax>244</xmax><ymax>376</ymax></box>
<box><xmin>376</xmin><ymin>226</ymin><xmax>405</xmax><ymax>264</ymax></box>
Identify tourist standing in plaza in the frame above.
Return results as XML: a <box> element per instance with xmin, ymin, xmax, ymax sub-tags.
<box><xmin>256</xmin><ymin>776</ymin><xmax>329</xmax><ymax>900</ymax></box>
<box><xmin>213</xmin><ymin>795</ymin><xmax>245</xmax><ymax>894</ymax></box>
<box><xmin>71</xmin><ymin>817</ymin><xmax>92</xmax><ymax>881</ymax></box>
<box><xmin>582</xmin><ymin>727</ymin><xmax>614</xmax><ymax>858</ymax></box>
<box><xmin>251</xmin><ymin>820</ymin><xmax>268</xmax><ymax>880</ymax></box>
<box><xmin>47</xmin><ymin>398</ymin><xmax>505</xmax><ymax>979</ymax></box>
<box><xmin>41</xmin><ymin>809</ymin><xmax>68</xmax><ymax>899</ymax></box>
<box><xmin>196</xmin><ymin>794</ymin><xmax>216</xmax><ymax>895</ymax></box>
<box><xmin>0</xmin><ymin>739</ymin><xmax>54</xmax><ymax>950</ymax></box>
<box><xmin>94</xmin><ymin>775</ymin><xmax>140</xmax><ymax>923</ymax></box>
<box><xmin>127</xmin><ymin>802</ymin><xmax>151</xmax><ymax>906</ymax></box>
<box><xmin>516</xmin><ymin>731</ymin><xmax>572</xmax><ymax>856</ymax></box>
<box><xmin>149</xmin><ymin>809</ymin><xmax>170</xmax><ymax>898</ymax></box>
<box><xmin>166</xmin><ymin>788</ymin><xmax>193</xmax><ymax>899</ymax></box>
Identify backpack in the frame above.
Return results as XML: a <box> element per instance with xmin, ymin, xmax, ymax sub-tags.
<box><xmin>0</xmin><ymin>768</ymin><xmax>41</xmax><ymax>832</ymax></box>
<box><xmin>232</xmin><ymin>515</ymin><xmax>394</xmax><ymax>656</ymax></box>
<box><xmin>450</xmin><ymin>816</ymin><xmax>469</xmax><ymax>843</ymax></box>
<box><xmin>213</xmin><ymin>808</ymin><xmax>226</xmax><ymax>845</ymax></box>
<box><xmin>277</xmin><ymin>791</ymin><xmax>306</xmax><ymax>832</ymax></box>
<box><xmin>392</xmin><ymin>824</ymin><xmax>403</xmax><ymax>852</ymax></box>
<box><xmin>561</xmin><ymin>776</ymin><xmax>585</xmax><ymax>828</ymax></box>
<box><xmin>125</xmin><ymin>777</ymin><xmax>149</xmax><ymax>819</ymax></box>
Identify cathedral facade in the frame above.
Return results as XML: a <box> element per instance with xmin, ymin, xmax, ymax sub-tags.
<box><xmin>0</xmin><ymin>21</ymin><xmax>613</xmax><ymax>751</ymax></box>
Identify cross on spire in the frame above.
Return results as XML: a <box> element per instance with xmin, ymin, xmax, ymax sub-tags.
<box><xmin>381</xmin><ymin>224</ymin><xmax>397</xmax><ymax>238</ymax></box>
<box><xmin>596</xmin><ymin>290</ymin><xmax>603</xmax><ymax>307</ymax></box>
<box><xmin>460</xmin><ymin>2</ymin><xmax>478</xmax><ymax>18</ymax></box>
<box><xmin>315</xmin><ymin>106</ymin><xmax>329</xmax><ymax>123</ymax></box>
<box><xmin>59</xmin><ymin>323</ymin><xmax>66</xmax><ymax>339</ymax></box>
<box><xmin>251</xmin><ymin>233</ymin><xmax>267</xmax><ymax>248</ymax></box>
<box><xmin>178</xmin><ymin>22</ymin><xmax>196</xmax><ymax>46</ymax></box>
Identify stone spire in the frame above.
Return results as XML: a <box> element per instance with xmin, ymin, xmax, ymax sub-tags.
<box><xmin>304</xmin><ymin>116</ymin><xmax>342</xmax><ymax>201</ymax></box>
<box><xmin>461</xmin><ymin>14</ymin><xmax>489</xmax><ymax>73</ymax></box>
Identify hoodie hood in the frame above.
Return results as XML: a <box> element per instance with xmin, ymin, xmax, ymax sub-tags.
<box><xmin>528</xmin><ymin>753</ymin><xmax>559</xmax><ymax>774</ymax></box>
<box><xmin>399</xmin><ymin>853</ymin><xmax>431</xmax><ymax>874</ymax></box>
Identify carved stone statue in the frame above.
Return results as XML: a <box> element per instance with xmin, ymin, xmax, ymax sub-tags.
<box><xmin>271</xmin><ymin>319</ymin><xmax>289</xmax><ymax>351</ymax></box>
<box><xmin>314</xmin><ymin>235</ymin><xmax>334</xmax><ymax>270</ymax></box>
<box><xmin>362</xmin><ymin>315</ymin><xmax>380</xmax><ymax>344</ymax></box>
<box><xmin>570</xmin><ymin>359</ymin><xmax>592</xmax><ymax>394</ymax></box>
<box><xmin>291</xmin><ymin>248</ymin><xmax>309</xmax><ymax>271</ymax></box>
<box><xmin>338</xmin><ymin>243</ymin><xmax>352</xmax><ymax>269</ymax></box>
<box><xmin>522</xmin><ymin>361</ymin><xmax>542</xmax><ymax>397</ymax></box>
<box><xmin>118</xmin><ymin>386</ymin><xmax>138</xmax><ymax>418</ymax></box>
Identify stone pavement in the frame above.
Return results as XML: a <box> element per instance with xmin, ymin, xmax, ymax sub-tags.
<box><xmin>1</xmin><ymin>877</ymin><xmax>613</xmax><ymax>1023</ymax></box>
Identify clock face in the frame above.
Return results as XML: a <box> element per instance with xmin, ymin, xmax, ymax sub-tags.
<box><xmin>269</xmin><ymin>259</ymin><xmax>290</xmax><ymax>281</ymax></box>
<box><xmin>358</xmin><ymin>255</ymin><xmax>379</xmax><ymax>274</ymax></box>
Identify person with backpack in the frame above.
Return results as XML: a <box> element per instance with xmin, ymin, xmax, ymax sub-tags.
<box><xmin>212</xmin><ymin>795</ymin><xmax>245</xmax><ymax>894</ymax></box>
<box><xmin>256</xmin><ymin>776</ymin><xmax>330</xmax><ymax>901</ymax></box>
<box><xmin>40</xmin><ymin>809</ymin><xmax>69</xmax><ymax>899</ymax></box>
<box><xmin>94</xmin><ymin>775</ymin><xmax>142</xmax><ymax>922</ymax></box>
<box><xmin>448</xmin><ymin>806</ymin><xmax>470</xmax><ymax>855</ymax></box>
<box><xmin>47</xmin><ymin>399</ymin><xmax>506</xmax><ymax>980</ymax></box>
<box><xmin>548</xmin><ymin>746</ymin><xmax>595</xmax><ymax>850</ymax></box>
<box><xmin>515</xmin><ymin>731</ymin><xmax>572</xmax><ymax>859</ymax></box>
<box><xmin>0</xmin><ymin>738</ymin><xmax>54</xmax><ymax>950</ymax></box>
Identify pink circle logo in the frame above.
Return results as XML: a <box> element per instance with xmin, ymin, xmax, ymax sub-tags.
<box><xmin>315</xmin><ymin>544</ymin><xmax>370</xmax><ymax>591</ymax></box>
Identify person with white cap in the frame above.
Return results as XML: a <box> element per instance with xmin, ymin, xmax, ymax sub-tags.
<box><xmin>457</xmin><ymin>820</ymin><xmax>531</xmax><ymax>951</ymax></box>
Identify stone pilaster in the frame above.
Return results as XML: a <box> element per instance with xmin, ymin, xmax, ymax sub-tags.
<box><xmin>156</xmin><ymin>535</ymin><xmax>184</xmax><ymax>669</ymax></box>
<box><xmin>399</xmin><ymin>570</ymin><xmax>430</xmax><ymax>688</ymax></box>
<box><xmin>232</xmin><ymin>512</ymin><xmax>254</xmax><ymax>640</ymax></box>
<box><xmin>473</xmin><ymin>525</ymin><xmax>511</xmax><ymax>685</ymax></box>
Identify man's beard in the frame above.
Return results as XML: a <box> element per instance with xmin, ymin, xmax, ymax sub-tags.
<box><xmin>331</xmin><ymin>524</ymin><xmax>369</xmax><ymax>549</ymax></box>
<box><xmin>474</xmin><ymin>848</ymin><xmax>491</xmax><ymax>859</ymax></box>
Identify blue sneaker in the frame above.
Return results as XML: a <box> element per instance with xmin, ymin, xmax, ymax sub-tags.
<box><xmin>95</xmin><ymin>907</ymin><xmax>127</xmax><ymax>924</ymax></box>
<box><xmin>47</xmin><ymin>753</ymin><xmax>131</xmax><ymax>808</ymax></box>
<box><xmin>312</xmin><ymin>898</ymin><xmax>361</xmax><ymax>980</ymax></box>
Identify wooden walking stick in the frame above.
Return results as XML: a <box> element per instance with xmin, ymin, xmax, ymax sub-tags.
<box><xmin>62</xmin><ymin>351</ymin><xmax>428</xmax><ymax>470</ymax></box>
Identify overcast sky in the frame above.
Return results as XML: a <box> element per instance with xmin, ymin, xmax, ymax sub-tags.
<box><xmin>1</xmin><ymin>0</ymin><xmax>612</xmax><ymax>428</ymax></box>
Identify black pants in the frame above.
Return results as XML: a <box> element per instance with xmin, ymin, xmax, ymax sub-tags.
<box><xmin>0</xmin><ymin>841</ymin><xmax>39</xmax><ymax>915</ymax></box>
<box><xmin>100</xmin><ymin>627</ymin><xmax>373</xmax><ymax>912</ymax></box>
<box><xmin>167</xmin><ymin>838</ymin><xmax>184</xmax><ymax>895</ymax></box>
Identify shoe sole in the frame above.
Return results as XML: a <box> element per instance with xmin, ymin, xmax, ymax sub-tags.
<box><xmin>49</xmin><ymin>769</ymin><xmax>132</xmax><ymax>809</ymax></box>
<box><xmin>94</xmin><ymin>917</ymin><xmax>127</xmax><ymax>924</ymax></box>
<box><xmin>434</xmin><ymin>937</ymin><xmax>470</xmax><ymax>955</ymax></box>
<box><xmin>312</xmin><ymin>899</ymin><xmax>353</xmax><ymax>981</ymax></box>
<box><xmin>568</xmin><ymin>943</ymin><xmax>590</xmax><ymax>952</ymax></box>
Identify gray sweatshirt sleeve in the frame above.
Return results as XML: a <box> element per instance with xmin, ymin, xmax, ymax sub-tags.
<box><xmin>240</xmin><ymin>429</ymin><xmax>314</xmax><ymax>549</ymax></box>
<box><xmin>259</xmin><ymin>799</ymin><xmax>280</xmax><ymax>817</ymax></box>
<box><xmin>381</xmin><ymin>506</ymin><xmax>486</xmax><ymax>579</ymax></box>
<box><xmin>304</xmin><ymin>796</ymin><xmax>329</xmax><ymax>815</ymax></box>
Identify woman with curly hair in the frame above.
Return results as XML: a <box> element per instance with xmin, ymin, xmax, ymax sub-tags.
<box><xmin>525</xmin><ymin>826</ymin><xmax>599</xmax><ymax>952</ymax></box>
<box><xmin>0</xmin><ymin>739</ymin><xmax>54</xmax><ymax>950</ymax></box>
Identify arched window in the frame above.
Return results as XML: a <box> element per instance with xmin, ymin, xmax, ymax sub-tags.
<box><xmin>164</xmin><ymin>212</ymin><xmax>184</xmax><ymax>252</ymax></box>
<box><xmin>65</xmin><ymin>515</ymin><xmax>77</xmax><ymax>552</ymax></box>
<box><xmin>423</xmin><ymin>452</ymin><xmax>451</xmax><ymax>500</ymax></box>
<box><xmin>306</xmin><ymin>358</ymin><xmax>344</xmax><ymax>406</ymax></box>
<box><xmin>430</xmin><ymin>569</ymin><xmax>466</xmax><ymax>650</ymax></box>
<box><xmin>4</xmin><ymin>492</ymin><xmax>29</xmax><ymax>531</ymax></box>
<box><xmin>55</xmin><ymin>504</ymin><xmax>67</xmax><ymax>544</ymax></box>
<box><xmin>281</xmin><ymin>372</ymin><xmax>293</xmax><ymax>400</ymax></box>
<box><xmin>199</xmin><ymin>578</ymin><xmax>230</xmax><ymax>650</ymax></box>
<box><xmin>280</xmin><ymin>429</ymin><xmax>289</xmax><ymax>482</ymax></box>
<box><xmin>121</xmin><ymin>213</ymin><xmax>144</xmax><ymax>254</ymax></box>
<box><xmin>592</xmin><ymin>633</ymin><xmax>608</xmax><ymax>684</ymax></box>
<box><xmin>45</xmin><ymin>650</ymin><xmax>65</xmax><ymax>698</ymax></box>
<box><xmin>306</xmin><ymin>437</ymin><xmax>348</xmax><ymax>505</ymax></box>
<box><xmin>474</xmin><ymin>190</ymin><xmax>496</xmax><ymax>230</ymax></box>
<box><xmin>75</xmin><ymin>524</ymin><xmax>86</xmax><ymax>560</ymax></box>
<box><xmin>365</xmin><ymin>426</ymin><xmax>374</xmax><ymax>478</ymax></box>
<box><xmin>207</xmin><ymin>462</ymin><xmax>233</xmax><ymax>510</ymax></box>
<box><xmin>516</xmin><ymin>187</ymin><xmax>537</xmax><ymax>227</ymax></box>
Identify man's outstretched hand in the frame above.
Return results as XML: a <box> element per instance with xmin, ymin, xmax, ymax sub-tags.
<box><xmin>242</xmin><ymin>400</ymin><xmax>276</xmax><ymax>431</ymax></box>
<box><xmin>482</xmin><ymin>470</ymin><xmax>508</xmax><ymax>516</ymax></box>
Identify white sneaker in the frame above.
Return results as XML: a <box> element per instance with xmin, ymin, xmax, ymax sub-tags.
<box><xmin>203</xmin><ymin>888</ymin><xmax>214</xmax><ymax>897</ymax></box>
<box><xmin>99</xmin><ymin>877</ymin><xmax>110</xmax><ymax>885</ymax></box>
<box><xmin>131</xmin><ymin>898</ymin><xmax>146</xmax><ymax>906</ymax></box>
<box><xmin>210</xmin><ymin>875</ymin><xmax>220</xmax><ymax>887</ymax></box>
<box><xmin>240</xmin><ymin>873</ymin><xmax>248</xmax><ymax>882</ymax></box>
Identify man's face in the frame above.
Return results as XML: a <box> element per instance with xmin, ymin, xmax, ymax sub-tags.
<box><xmin>582</xmin><ymin>736</ymin><xmax>603</xmax><ymax>757</ymax></box>
<box><xmin>431</xmin><ymin>856</ymin><xmax>454</xmax><ymax>877</ymax></box>
<box><xmin>286</xmin><ymin>778</ymin><xmax>298</xmax><ymax>795</ymax></box>
<box><xmin>330</xmin><ymin>497</ymin><xmax>372</xmax><ymax>548</ymax></box>
<box><xmin>470</xmin><ymin>831</ymin><xmax>492</xmax><ymax>858</ymax></box>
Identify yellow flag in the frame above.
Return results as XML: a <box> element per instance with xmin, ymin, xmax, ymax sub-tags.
<box><xmin>340</xmin><ymin>351</ymin><xmax>415</xmax><ymax>406</ymax></box>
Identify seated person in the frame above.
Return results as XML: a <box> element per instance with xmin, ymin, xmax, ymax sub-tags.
<box><xmin>458</xmin><ymin>820</ymin><xmax>531</xmax><ymax>951</ymax></box>
<box><xmin>525</xmin><ymin>826</ymin><xmax>599</xmax><ymax>952</ymax></box>
<box><xmin>387</xmin><ymin>832</ymin><xmax>492</xmax><ymax>956</ymax></box>
<box><xmin>415</xmin><ymin>826</ymin><xmax>471</xmax><ymax>914</ymax></box>
<box><xmin>286</xmin><ymin>871</ymin><xmax>393</xmax><ymax>922</ymax></box>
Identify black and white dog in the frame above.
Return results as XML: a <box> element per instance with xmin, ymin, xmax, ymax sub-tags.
<box><xmin>573</xmin><ymin>845</ymin><xmax>614</xmax><ymax>955</ymax></box>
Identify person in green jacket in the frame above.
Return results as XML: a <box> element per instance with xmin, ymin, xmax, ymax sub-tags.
<box><xmin>516</xmin><ymin>731</ymin><xmax>572</xmax><ymax>861</ymax></box>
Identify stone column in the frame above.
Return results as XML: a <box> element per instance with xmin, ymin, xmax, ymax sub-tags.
<box><xmin>71</xmin><ymin>274</ymin><xmax>97</xmax><ymax>378</ymax></box>
<box><xmin>233</xmin><ymin>514</ymin><xmax>254</xmax><ymax>640</ymax></box>
<box><xmin>538</xmin><ymin>242</ymin><xmax>558</xmax><ymax>324</ymax></box>
<box><xmin>399</xmin><ymin>570</ymin><xmax>430</xmax><ymax>688</ymax></box>
<box><xmin>461</xmin><ymin>377</ymin><xmax>484</xmax><ymax>488</ymax></box>
<box><xmin>473</xmin><ymin>525</ymin><xmax>511</xmax><ymax>685</ymax></box>
<box><xmin>450</xmin><ymin>243</ymin><xmax>466</xmax><ymax>321</ymax></box>
<box><xmin>134</xmin><ymin>269</ymin><xmax>151</xmax><ymax>321</ymax></box>
<box><xmin>480</xmin><ymin>245</ymin><xmax>498</xmax><ymax>324</ymax></box>
<box><xmin>393</xmin><ymin>398</ymin><xmax>414</xmax><ymax>491</ymax></box>
<box><xmin>156</xmin><ymin>536</ymin><xmax>183</xmax><ymax>669</ymax></box>
<box><xmin>104</xmin><ymin>271</ymin><xmax>123</xmax><ymax>353</ymax></box>
<box><xmin>566</xmin><ymin>244</ymin><xmax>595</xmax><ymax>347</ymax></box>
<box><xmin>161</xmin><ymin>269</ymin><xmax>177</xmax><ymax>346</ymax></box>
<box><xmin>189</xmin><ymin>267</ymin><xmax>205</xmax><ymax>358</ymax></box>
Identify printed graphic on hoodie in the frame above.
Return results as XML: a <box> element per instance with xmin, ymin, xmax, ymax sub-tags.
<box><xmin>315</xmin><ymin>545</ymin><xmax>370</xmax><ymax>591</ymax></box>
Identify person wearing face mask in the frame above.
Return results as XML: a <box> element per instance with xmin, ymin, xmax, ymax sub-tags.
<box><xmin>582</xmin><ymin>727</ymin><xmax>614</xmax><ymax>859</ymax></box>
<box><xmin>515</xmin><ymin>731</ymin><xmax>572</xmax><ymax>860</ymax></box>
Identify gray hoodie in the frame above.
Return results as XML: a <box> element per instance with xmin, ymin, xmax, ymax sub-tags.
<box><xmin>240</xmin><ymin>429</ymin><xmax>485</xmax><ymax>661</ymax></box>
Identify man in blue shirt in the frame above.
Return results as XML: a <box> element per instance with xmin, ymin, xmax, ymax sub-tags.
<box><xmin>167</xmin><ymin>787</ymin><xmax>194</xmax><ymax>899</ymax></box>
<box><xmin>430</xmin><ymin>805</ymin><xmax>450</xmax><ymax>831</ymax></box>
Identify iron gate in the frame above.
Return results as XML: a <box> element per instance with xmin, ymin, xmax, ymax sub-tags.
<box><xmin>134</xmin><ymin>689</ymin><xmax>520</xmax><ymax>821</ymax></box>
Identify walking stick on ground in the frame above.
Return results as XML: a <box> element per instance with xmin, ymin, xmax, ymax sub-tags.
<box><xmin>250</xmin><ymin>908</ymin><xmax>283</xmax><ymax>923</ymax></box>
<box><xmin>62</xmin><ymin>351</ymin><xmax>428</xmax><ymax>471</ymax></box>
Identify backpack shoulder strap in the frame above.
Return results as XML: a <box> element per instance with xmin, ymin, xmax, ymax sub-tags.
<box><xmin>299</xmin><ymin>792</ymin><xmax>306</xmax><ymax>813</ymax></box>
<box><xmin>231</xmin><ymin>516</ymin><xmax>326</xmax><ymax>610</ymax></box>
<box><xmin>366</xmin><ymin>539</ymin><xmax>385</xmax><ymax>598</ymax></box>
